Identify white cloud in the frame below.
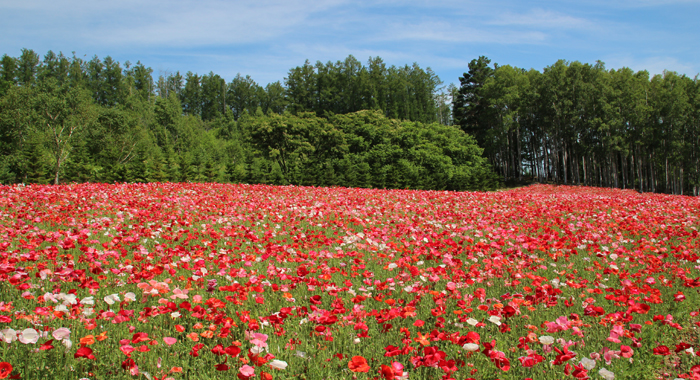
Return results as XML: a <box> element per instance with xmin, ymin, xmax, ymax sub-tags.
<box><xmin>3</xmin><ymin>0</ymin><xmax>350</xmax><ymax>47</ymax></box>
<box><xmin>604</xmin><ymin>55</ymin><xmax>698</xmax><ymax>76</ymax></box>
<box><xmin>377</xmin><ymin>20</ymin><xmax>548</xmax><ymax>45</ymax></box>
<box><xmin>489</xmin><ymin>9</ymin><xmax>596</xmax><ymax>30</ymax></box>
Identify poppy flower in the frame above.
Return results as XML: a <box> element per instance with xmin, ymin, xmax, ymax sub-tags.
<box><xmin>349</xmin><ymin>356</ymin><xmax>370</xmax><ymax>372</ymax></box>
<box><xmin>653</xmin><ymin>346</ymin><xmax>671</xmax><ymax>356</ymax></box>
<box><xmin>75</xmin><ymin>347</ymin><xmax>95</xmax><ymax>360</ymax></box>
<box><xmin>268</xmin><ymin>360</ymin><xmax>287</xmax><ymax>370</ymax></box>
<box><xmin>80</xmin><ymin>335</ymin><xmax>96</xmax><ymax>346</ymax></box>
<box><xmin>238</xmin><ymin>365</ymin><xmax>255</xmax><ymax>380</ymax></box>
<box><xmin>52</xmin><ymin>328</ymin><xmax>71</xmax><ymax>341</ymax></box>
<box><xmin>18</xmin><ymin>328</ymin><xmax>38</xmax><ymax>344</ymax></box>
<box><xmin>0</xmin><ymin>362</ymin><xmax>11</xmax><ymax>379</ymax></box>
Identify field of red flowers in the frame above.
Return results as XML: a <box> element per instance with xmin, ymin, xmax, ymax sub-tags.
<box><xmin>0</xmin><ymin>183</ymin><xmax>699</xmax><ymax>380</ymax></box>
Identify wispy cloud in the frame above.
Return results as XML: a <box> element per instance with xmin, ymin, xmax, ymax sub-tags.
<box><xmin>489</xmin><ymin>9</ymin><xmax>596</xmax><ymax>30</ymax></box>
<box><xmin>378</xmin><ymin>20</ymin><xmax>548</xmax><ymax>45</ymax></box>
<box><xmin>604</xmin><ymin>55</ymin><xmax>698</xmax><ymax>76</ymax></box>
<box><xmin>1</xmin><ymin>0</ymin><xmax>698</xmax><ymax>84</ymax></box>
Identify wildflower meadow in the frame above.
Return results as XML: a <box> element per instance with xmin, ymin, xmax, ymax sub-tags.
<box><xmin>0</xmin><ymin>183</ymin><xmax>699</xmax><ymax>380</ymax></box>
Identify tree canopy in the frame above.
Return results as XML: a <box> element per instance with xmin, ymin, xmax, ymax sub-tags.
<box><xmin>0</xmin><ymin>49</ymin><xmax>497</xmax><ymax>191</ymax></box>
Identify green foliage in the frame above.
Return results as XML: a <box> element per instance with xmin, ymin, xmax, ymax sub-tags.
<box><xmin>452</xmin><ymin>56</ymin><xmax>700</xmax><ymax>195</ymax></box>
<box><xmin>0</xmin><ymin>48</ymin><xmax>506</xmax><ymax>190</ymax></box>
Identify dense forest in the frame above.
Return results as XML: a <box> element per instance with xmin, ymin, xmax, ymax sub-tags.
<box><xmin>1</xmin><ymin>48</ymin><xmax>698</xmax><ymax>195</ymax></box>
<box><xmin>453</xmin><ymin>57</ymin><xmax>700</xmax><ymax>196</ymax></box>
<box><xmin>0</xmin><ymin>49</ymin><xmax>497</xmax><ymax>190</ymax></box>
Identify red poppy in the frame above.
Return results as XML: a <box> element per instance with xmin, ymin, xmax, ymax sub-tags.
<box><xmin>348</xmin><ymin>356</ymin><xmax>370</xmax><ymax>372</ymax></box>
<box><xmin>653</xmin><ymin>346</ymin><xmax>671</xmax><ymax>356</ymax></box>
<box><xmin>75</xmin><ymin>347</ymin><xmax>96</xmax><ymax>360</ymax></box>
<box><xmin>0</xmin><ymin>362</ymin><xmax>12</xmax><ymax>379</ymax></box>
<box><xmin>380</xmin><ymin>364</ymin><xmax>395</xmax><ymax>379</ymax></box>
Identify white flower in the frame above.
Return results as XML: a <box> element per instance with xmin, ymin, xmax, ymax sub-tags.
<box><xmin>124</xmin><ymin>292</ymin><xmax>136</xmax><ymax>302</ymax></box>
<box><xmin>82</xmin><ymin>307</ymin><xmax>94</xmax><ymax>317</ymax></box>
<box><xmin>488</xmin><ymin>316</ymin><xmax>502</xmax><ymax>326</ymax></box>
<box><xmin>250</xmin><ymin>346</ymin><xmax>266</xmax><ymax>355</ymax></box>
<box><xmin>466</xmin><ymin>318</ymin><xmax>479</xmax><ymax>326</ymax></box>
<box><xmin>387</xmin><ymin>263</ymin><xmax>398</xmax><ymax>270</ymax></box>
<box><xmin>170</xmin><ymin>312</ymin><xmax>181</xmax><ymax>319</ymax></box>
<box><xmin>579</xmin><ymin>357</ymin><xmax>596</xmax><ymax>370</ymax></box>
<box><xmin>353</xmin><ymin>338</ymin><xmax>361</xmax><ymax>344</ymax></box>
<box><xmin>55</xmin><ymin>304</ymin><xmax>69</xmax><ymax>313</ymax></box>
<box><xmin>81</xmin><ymin>296</ymin><xmax>94</xmax><ymax>305</ymax></box>
<box><xmin>60</xmin><ymin>293</ymin><xmax>77</xmax><ymax>305</ymax></box>
<box><xmin>0</xmin><ymin>328</ymin><xmax>17</xmax><ymax>343</ymax></box>
<box><xmin>268</xmin><ymin>360</ymin><xmax>287</xmax><ymax>370</ymax></box>
<box><xmin>62</xmin><ymin>338</ymin><xmax>73</xmax><ymax>352</ymax></box>
<box><xmin>104</xmin><ymin>294</ymin><xmax>120</xmax><ymax>305</ymax></box>
<box><xmin>539</xmin><ymin>336</ymin><xmax>555</xmax><ymax>345</ymax></box>
<box><xmin>18</xmin><ymin>328</ymin><xmax>39</xmax><ymax>344</ymax></box>
<box><xmin>52</xmin><ymin>328</ymin><xmax>71</xmax><ymax>341</ymax></box>
<box><xmin>599</xmin><ymin>368</ymin><xmax>615</xmax><ymax>380</ymax></box>
<box><xmin>463</xmin><ymin>343</ymin><xmax>480</xmax><ymax>352</ymax></box>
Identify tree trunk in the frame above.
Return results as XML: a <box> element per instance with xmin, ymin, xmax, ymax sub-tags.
<box><xmin>54</xmin><ymin>156</ymin><xmax>61</xmax><ymax>185</ymax></box>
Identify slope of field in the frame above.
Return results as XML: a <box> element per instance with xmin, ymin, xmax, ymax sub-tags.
<box><xmin>0</xmin><ymin>183</ymin><xmax>699</xmax><ymax>380</ymax></box>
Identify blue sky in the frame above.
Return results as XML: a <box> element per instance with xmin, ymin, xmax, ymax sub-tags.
<box><xmin>1</xmin><ymin>0</ymin><xmax>698</xmax><ymax>88</ymax></box>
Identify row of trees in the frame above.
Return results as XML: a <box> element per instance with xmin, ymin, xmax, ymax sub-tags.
<box><xmin>453</xmin><ymin>57</ymin><xmax>700</xmax><ymax>196</ymax></box>
<box><xmin>0</xmin><ymin>49</ymin><xmax>497</xmax><ymax>190</ymax></box>
<box><xmin>4</xmin><ymin>48</ymin><xmax>699</xmax><ymax>195</ymax></box>
<box><xmin>0</xmin><ymin>50</ymin><xmax>449</xmax><ymax>124</ymax></box>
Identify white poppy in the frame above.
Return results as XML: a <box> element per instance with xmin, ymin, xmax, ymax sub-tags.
<box><xmin>599</xmin><ymin>368</ymin><xmax>615</xmax><ymax>380</ymax></box>
<box><xmin>60</xmin><ymin>293</ymin><xmax>77</xmax><ymax>305</ymax></box>
<box><xmin>104</xmin><ymin>294</ymin><xmax>120</xmax><ymax>305</ymax></box>
<box><xmin>268</xmin><ymin>360</ymin><xmax>288</xmax><ymax>370</ymax></box>
<box><xmin>55</xmin><ymin>304</ymin><xmax>69</xmax><ymax>313</ymax></box>
<box><xmin>52</xmin><ymin>328</ymin><xmax>71</xmax><ymax>341</ymax></box>
<box><xmin>0</xmin><ymin>328</ymin><xmax>17</xmax><ymax>343</ymax></box>
<box><xmin>81</xmin><ymin>296</ymin><xmax>95</xmax><ymax>305</ymax></box>
<box><xmin>18</xmin><ymin>328</ymin><xmax>39</xmax><ymax>344</ymax></box>
<box><xmin>463</xmin><ymin>343</ymin><xmax>480</xmax><ymax>352</ymax></box>
<box><xmin>539</xmin><ymin>336</ymin><xmax>555</xmax><ymax>345</ymax></box>
<box><xmin>580</xmin><ymin>357</ymin><xmax>596</xmax><ymax>370</ymax></box>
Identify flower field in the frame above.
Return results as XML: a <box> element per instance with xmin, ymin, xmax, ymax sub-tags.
<box><xmin>0</xmin><ymin>183</ymin><xmax>699</xmax><ymax>380</ymax></box>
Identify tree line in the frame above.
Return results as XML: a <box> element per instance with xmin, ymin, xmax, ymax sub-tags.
<box><xmin>0</xmin><ymin>49</ymin><xmax>497</xmax><ymax>190</ymax></box>
<box><xmin>453</xmin><ymin>57</ymin><xmax>700</xmax><ymax>196</ymax></box>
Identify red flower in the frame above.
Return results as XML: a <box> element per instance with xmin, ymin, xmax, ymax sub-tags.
<box><xmin>75</xmin><ymin>347</ymin><xmax>95</xmax><ymax>360</ymax></box>
<box><xmin>518</xmin><ymin>353</ymin><xmax>544</xmax><ymax>368</ymax></box>
<box><xmin>674</xmin><ymin>291</ymin><xmax>686</xmax><ymax>302</ymax></box>
<box><xmin>132</xmin><ymin>332</ymin><xmax>149</xmax><ymax>344</ymax></box>
<box><xmin>464</xmin><ymin>331</ymin><xmax>480</xmax><ymax>344</ymax></box>
<box><xmin>348</xmin><ymin>356</ymin><xmax>370</xmax><ymax>372</ymax></box>
<box><xmin>653</xmin><ymin>345</ymin><xmax>671</xmax><ymax>356</ymax></box>
<box><xmin>225</xmin><ymin>345</ymin><xmax>241</xmax><ymax>357</ymax></box>
<box><xmin>0</xmin><ymin>362</ymin><xmax>12</xmax><ymax>379</ymax></box>
<box><xmin>380</xmin><ymin>364</ymin><xmax>395</xmax><ymax>379</ymax></box>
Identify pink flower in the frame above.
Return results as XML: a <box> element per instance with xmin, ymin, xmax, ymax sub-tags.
<box><xmin>52</xmin><ymin>328</ymin><xmax>71</xmax><ymax>341</ymax></box>
<box><xmin>239</xmin><ymin>365</ymin><xmax>255</xmax><ymax>379</ymax></box>
<box><xmin>18</xmin><ymin>328</ymin><xmax>38</xmax><ymax>344</ymax></box>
